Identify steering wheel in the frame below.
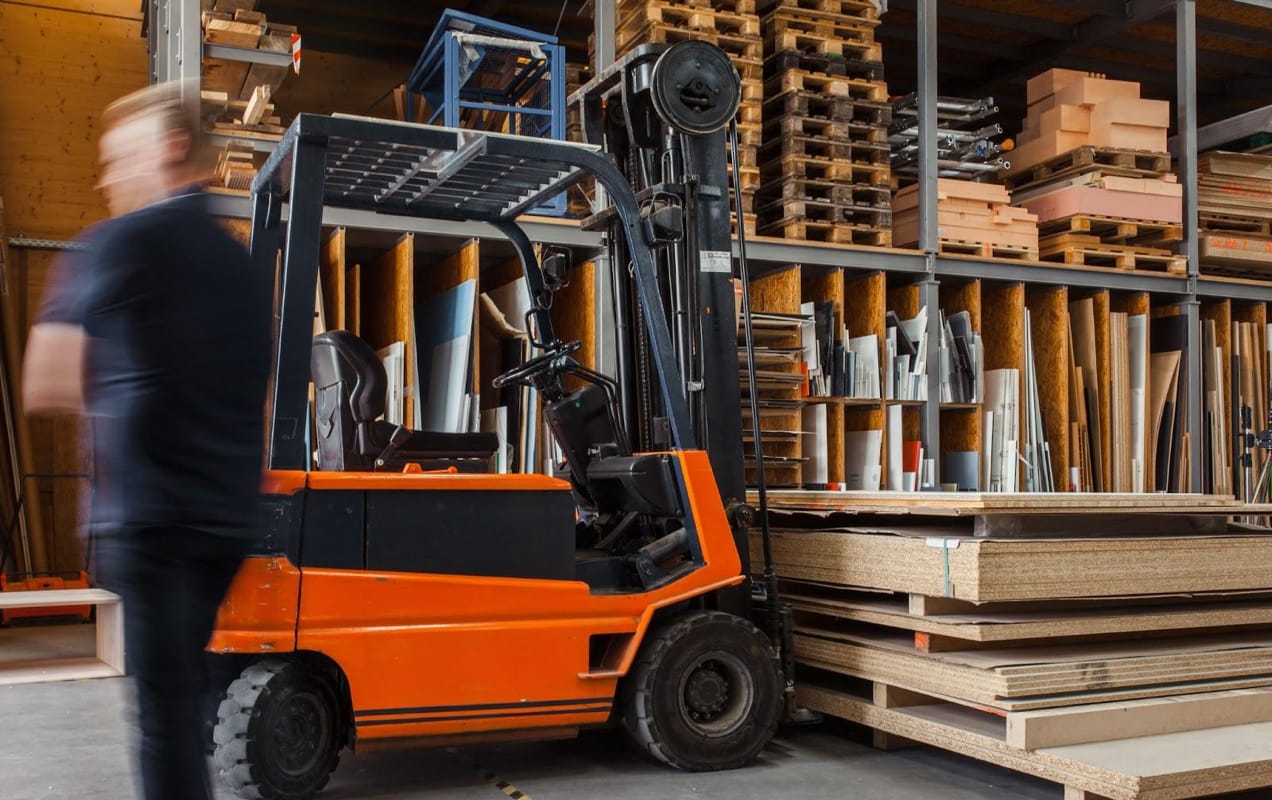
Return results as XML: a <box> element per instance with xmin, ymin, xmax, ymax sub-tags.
<box><xmin>492</xmin><ymin>339</ymin><xmax>582</xmax><ymax>389</ymax></box>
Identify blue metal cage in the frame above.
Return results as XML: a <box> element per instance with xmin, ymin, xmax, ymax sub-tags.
<box><xmin>407</xmin><ymin>10</ymin><xmax>568</xmax><ymax>215</ymax></box>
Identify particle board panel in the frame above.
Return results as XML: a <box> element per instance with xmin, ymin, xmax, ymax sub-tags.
<box><xmin>755</xmin><ymin>489</ymin><xmax>1249</xmax><ymax>514</ymax></box>
<box><xmin>550</xmin><ymin>259</ymin><xmax>597</xmax><ymax>385</ymax></box>
<box><xmin>1026</xmin><ymin>286</ymin><xmax>1071</xmax><ymax>490</ymax></box>
<box><xmin>751</xmin><ymin>264</ymin><xmax>802</xmax><ymax>314</ymax></box>
<box><xmin>798</xmin><ymin>682</ymin><xmax>1272</xmax><ymax>800</ymax></box>
<box><xmin>318</xmin><ymin>227</ymin><xmax>346</xmax><ymax>331</ymax></box>
<box><xmin>361</xmin><ymin>234</ymin><xmax>415</xmax><ymax>428</ymax></box>
<box><xmin>795</xmin><ymin>626</ymin><xmax>1272</xmax><ymax>704</ymax></box>
<box><xmin>754</xmin><ymin>528</ymin><xmax>1272</xmax><ymax>602</ymax></box>
<box><xmin>784</xmin><ymin>590</ymin><xmax>1272</xmax><ymax>646</ymax></box>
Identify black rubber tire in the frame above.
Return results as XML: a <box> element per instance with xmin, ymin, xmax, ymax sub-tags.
<box><xmin>213</xmin><ymin>659</ymin><xmax>344</xmax><ymax>800</ymax></box>
<box><xmin>620</xmin><ymin>610</ymin><xmax>782</xmax><ymax>771</ymax></box>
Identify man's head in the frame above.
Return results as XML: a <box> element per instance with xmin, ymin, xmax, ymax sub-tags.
<box><xmin>98</xmin><ymin>81</ymin><xmax>203</xmax><ymax>217</ymax></box>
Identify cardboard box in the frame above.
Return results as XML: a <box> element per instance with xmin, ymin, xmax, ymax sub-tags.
<box><xmin>1003</xmin><ymin>131</ymin><xmax>1092</xmax><ymax>175</ymax></box>
<box><xmin>1036</xmin><ymin>104</ymin><xmax>1093</xmax><ymax>135</ymax></box>
<box><xmin>1026</xmin><ymin>68</ymin><xmax>1101</xmax><ymax>106</ymax></box>
<box><xmin>1090</xmin><ymin>98</ymin><xmax>1171</xmax><ymax>130</ymax></box>
<box><xmin>1017</xmin><ymin>184</ymin><xmax>1183</xmax><ymax>224</ymax></box>
<box><xmin>1088</xmin><ymin>122</ymin><xmax>1168</xmax><ymax>152</ymax></box>
<box><xmin>1054</xmin><ymin>77</ymin><xmax>1142</xmax><ymax>108</ymax></box>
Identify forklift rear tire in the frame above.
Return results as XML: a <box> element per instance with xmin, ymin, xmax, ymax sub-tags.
<box><xmin>621</xmin><ymin>610</ymin><xmax>782</xmax><ymax>771</ymax></box>
<box><xmin>214</xmin><ymin>659</ymin><xmax>343</xmax><ymax>800</ymax></box>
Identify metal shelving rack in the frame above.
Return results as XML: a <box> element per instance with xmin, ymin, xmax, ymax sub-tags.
<box><xmin>147</xmin><ymin>0</ymin><xmax>1272</xmax><ymax>493</ymax></box>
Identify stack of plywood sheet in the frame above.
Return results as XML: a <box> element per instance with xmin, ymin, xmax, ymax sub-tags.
<box><xmin>755</xmin><ymin>0</ymin><xmax>891</xmax><ymax>245</ymax></box>
<box><xmin>201</xmin><ymin>1</ymin><xmax>298</xmax><ymax>101</ymax></box>
<box><xmin>893</xmin><ymin>179</ymin><xmax>1038</xmax><ymax>260</ymax></box>
<box><xmin>1197</xmin><ymin>152</ymin><xmax>1272</xmax><ymax>277</ymax></box>
<box><xmin>1006</xmin><ymin>69</ymin><xmax>1185</xmax><ymax>275</ymax></box>
<box><xmin>749</xmin><ymin>498</ymin><xmax>1272</xmax><ymax>798</ymax></box>
<box><xmin>595</xmin><ymin>0</ymin><xmax>762</xmax><ymax>234</ymax></box>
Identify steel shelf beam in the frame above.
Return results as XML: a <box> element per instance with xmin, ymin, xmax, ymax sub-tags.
<box><xmin>205</xmin><ymin>132</ymin><xmax>281</xmax><ymax>154</ymax></box>
<box><xmin>1196</xmin><ymin>279</ymin><xmax>1272</xmax><ymax>302</ymax></box>
<box><xmin>933</xmin><ymin>256</ymin><xmax>1191</xmax><ymax>293</ymax></box>
<box><xmin>203</xmin><ymin>43</ymin><xmax>293</xmax><ymax>67</ymax></box>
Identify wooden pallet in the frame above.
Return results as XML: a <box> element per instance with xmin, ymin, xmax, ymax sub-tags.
<box><xmin>1201</xmin><ymin>213</ymin><xmax>1272</xmax><ymax>236</ymax></box>
<box><xmin>616</xmin><ymin>22</ymin><xmax>764</xmax><ymax>63</ymax></box>
<box><xmin>936</xmin><ymin>239</ymin><xmax>1038</xmax><ymax>261</ymax></box>
<box><xmin>762</xmin><ymin>113</ymin><xmax>886</xmax><ymax>144</ymax></box>
<box><xmin>617</xmin><ymin>4</ymin><xmax>760</xmax><ymax>37</ymax></box>
<box><xmin>1040</xmin><ymin>233</ymin><xmax>1186</xmax><ymax>274</ymax></box>
<box><xmin>762</xmin><ymin>153</ymin><xmax>892</xmax><ymax>185</ymax></box>
<box><xmin>762</xmin><ymin>0</ymin><xmax>880</xmax><ymax>22</ymax></box>
<box><xmin>765</xmin><ymin>68</ymin><xmax>887</xmax><ymax>102</ymax></box>
<box><xmin>757</xmin><ymin>176</ymin><xmax>891</xmax><ymax>207</ymax></box>
<box><xmin>1039</xmin><ymin>214</ymin><xmax>1184</xmax><ymax>248</ymax></box>
<box><xmin>758</xmin><ymin>216</ymin><xmax>891</xmax><ymax>245</ymax></box>
<box><xmin>734</xmin><ymin>166</ymin><xmax>762</xmax><ymax>192</ymax></box>
<box><xmin>764</xmin><ymin>88</ymin><xmax>891</xmax><ymax>126</ymax></box>
<box><xmin>763</xmin><ymin>48</ymin><xmax>884</xmax><ymax>81</ymax></box>
<box><xmin>618</xmin><ymin>0</ymin><xmax>757</xmax><ymax>13</ymax></box>
<box><xmin>736</xmin><ymin>122</ymin><xmax>763</xmax><ymax>148</ymax></box>
<box><xmin>800</xmin><ymin>679</ymin><xmax>1272</xmax><ymax>800</ymax></box>
<box><xmin>1006</xmin><ymin>146</ymin><xmax>1174</xmax><ymax>192</ymax></box>
<box><xmin>763</xmin><ymin>10</ymin><xmax>881</xmax><ymax>54</ymax></box>
<box><xmin>757</xmin><ymin>196</ymin><xmax>891</xmax><ymax>228</ymax></box>
<box><xmin>760</xmin><ymin>133</ymin><xmax>890</xmax><ymax>164</ymax></box>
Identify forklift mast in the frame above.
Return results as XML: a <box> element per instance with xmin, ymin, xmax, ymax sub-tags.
<box><xmin>572</xmin><ymin>42</ymin><xmax>751</xmax><ymax>592</ymax></box>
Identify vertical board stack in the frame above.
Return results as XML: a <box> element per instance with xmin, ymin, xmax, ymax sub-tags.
<box><xmin>755</xmin><ymin>0</ymin><xmax>891</xmax><ymax>245</ymax></box>
<box><xmin>606</xmin><ymin>0</ymin><xmax>763</xmax><ymax>234</ymax></box>
<box><xmin>1197</xmin><ymin>152</ymin><xmax>1272</xmax><ymax>278</ymax></box>
<box><xmin>1006</xmin><ymin>69</ymin><xmax>1185</xmax><ymax>274</ymax></box>
<box><xmin>743</xmin><ymin>267</ymin><xmax>808</xmax><ymax>489</ymax></box>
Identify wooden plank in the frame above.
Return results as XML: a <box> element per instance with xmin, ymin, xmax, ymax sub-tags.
<box><xmin>1008</xmin><ymin>688</ymin><xmax>1272</xmax><ymax>751</ymax></box>
<box><xmin>0</xmin><ymin>588</ymin><xmax>118</xmax><ymax>608</ymax></box>
<box><xmin>755</xmin><ymin>489</ymin><xmax>1252</xmax><ymax>514</ymax></box>
<box><xmin>0</xmin><ymin>658</ymin><xmax>122</xmax><ymax>687</ymax></box>
<box><xmin>786</xmin><ymin>590</ymin><xmax>1272</xmax><ymax>645</ymax></box>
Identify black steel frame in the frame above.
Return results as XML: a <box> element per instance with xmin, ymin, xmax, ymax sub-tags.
<box><xmin>249</xmin><ymin>113</ymin><xmax>696</xmax><ymax>472</ymax></box>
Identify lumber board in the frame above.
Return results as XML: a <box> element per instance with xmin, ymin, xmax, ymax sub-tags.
<box><xmin>783</xmin><ymin>590</ymin><xmax>1272</xmax><ymax>645</ymax></box>
<box><xmin>755</xmin><ymin>528</ymin><xmax>1272</xmax><ymax>602</ymax></box>
<box><xmin>361</xmin><ymin>234</ymin><xmax>415</xmax><ymax>428</ymax></box>
<box><xmin>799</xmin><ymin>682</ymin><xmax>1272</xmax><ymax>800</ymax></box>
<box><xmin>795</xmin><ymin>626</ymin><xmax>1272</xmax><ymax>706</ymax></box>
<box><xmin>1007</xmin><ymin>688</ymin><xmax>1272</xmax><ymax>751</ymax></box>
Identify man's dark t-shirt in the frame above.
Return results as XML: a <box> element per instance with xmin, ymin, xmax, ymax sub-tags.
<box><xmin>40</xmin><ymin>191</ymin><xmax>272</xmax><ymax>539</ymax></box>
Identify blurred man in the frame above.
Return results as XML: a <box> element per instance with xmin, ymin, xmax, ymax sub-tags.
<box><xmin>23</xmin><ymin>82</ymin><xmax>272</xmax><ymax>800</ymax></box>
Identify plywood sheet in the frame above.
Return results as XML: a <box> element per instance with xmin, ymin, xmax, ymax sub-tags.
<box><xmin>361</xmin><ymin>234</ymin><xmax>415</xmax><ymax>427</ymax></box>
<box><xmin>1026</xmin><ymin>286</ymin><xmax>1070</xmax><ymax>489</ymax></box>
<box><xmin>751</xmin><ymin>265</ymin><xmax>801</xmax><ymax>314</ymax></box>
<box><xmin>318</xmin><ymin>228</ymin><xmax>346</xmax><ymax>331</ymax></box>
<box><xmin>755</xmin><ymin>527</ymin><xmax>1272</xmax><ymax>602</ymax></box>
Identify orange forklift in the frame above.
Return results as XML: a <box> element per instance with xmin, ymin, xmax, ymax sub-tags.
<box><xmin>211</xmin><ymin>42</ymin><xmax>792</xmax><ymax>799</ymax></box>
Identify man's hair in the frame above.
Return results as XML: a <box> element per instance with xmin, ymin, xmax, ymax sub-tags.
<box><xmin>101</xmin><ymin>79</ymin><xmax>204</xmax><ymax>166</ymax></box>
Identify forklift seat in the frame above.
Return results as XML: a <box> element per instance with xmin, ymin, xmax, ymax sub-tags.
<box><xmin>310</xmin><ymin>331</ymin><xmax>499</xmax><ymax>471</ymax></box>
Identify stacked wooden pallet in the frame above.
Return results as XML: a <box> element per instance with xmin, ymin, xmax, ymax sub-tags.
<box><xmin>752</xmin><ymin>495</ymin><xmax>1272</xmax><ymax>798</ymax></box>
<box><xmin>1007</xmin><ymin>69</ymin><xmax>1184</xmax><ymax>275</ymax></box>
<box><xmin>1197</xmin><ymin>152</ymin><xmax>1272</xmax><ymax>278</ymax></box>
<box><xmin>892</xmin><ymin>179</ymin><xmax>1038</xmax><ymax>260</ymax></box>
<box><xmin>755</xmin><ymin>0</ymin><xmax>891</xmax><ymax>245</ymax></box>
<box><xmin>607</xmin><ymin>0</ymin><xmax>762</xmax><ymax>234</ymax></box>
<box><xmin>201</xmin><ymin>2</ymin><xmax>298</xmax><ymax>100</ymax></box>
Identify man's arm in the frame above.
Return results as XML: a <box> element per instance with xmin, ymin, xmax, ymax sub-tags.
<box><xmin>23</xmin><ymin>322</ymin><xmax>86</xmax><ymax>415</ymax></box>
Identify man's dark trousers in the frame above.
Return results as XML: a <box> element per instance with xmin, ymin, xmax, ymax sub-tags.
<box><xmin>101</xmin><ymin>527</ymin><xmax>250</xmax><ymax>800</ymax></box>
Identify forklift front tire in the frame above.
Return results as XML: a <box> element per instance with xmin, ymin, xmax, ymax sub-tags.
<box><xmin>621</xmin><ymin>610</ymin><xmax>782</xmax><ymax>771</ymax></box>
<box><xmin>214</xmin><ymin>659</ymin><xmax>344</xmax><ymax>800</ymax></box>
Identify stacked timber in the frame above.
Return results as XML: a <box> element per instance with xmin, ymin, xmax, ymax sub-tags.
<box><xmin>892</xmin><ymin>179</ymin><xmax>1038</xmax><ymax>260</ymax></box>
<box><xmin>598</xmin><ymin>0</ymin><xmax>763</xmax><ymax>234</ymax></box>
<box><xmin>1007</xmin><ymin>69</ymin><xmax>1185</xmax><ymax>275</ymax></box>
<box><xmin>752</xmin><ymin>491</ymin><xmax>1272</xmax><ymax>799</ymax></box>
<box><xmin>201</xmin><ymin>2</ymin><xmax>298</xmax><ymax>100</ymax></box>
<box><xmin>755</xmin><ymin>0</ymin><xmax>891</xmax><ymax>245</ymax></box>
<box><xmin>1197</xmin><ymin>152</ymin><xmax>1272</xmax><ymax>278</ymax></box>
<box><xmin>202</xmin><ymin>85</ymin><xmax>280</xmax><ymax>195</ymax></box>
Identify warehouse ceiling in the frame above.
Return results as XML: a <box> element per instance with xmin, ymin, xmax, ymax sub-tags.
<box><xmin>260</xmin><ymin>0</ymin><xmax>1272</xmax><ymax>129</ymax></box>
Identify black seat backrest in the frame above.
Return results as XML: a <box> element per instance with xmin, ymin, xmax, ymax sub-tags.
<box><xmin>312</xmin><ymin>330</ymin><xmax>387</xmax><ymax>424</ymax></box>
<box><xmin>310</xmin><ymin>331</ymin><xmax>498</xmax><ymax>472</ymax></box>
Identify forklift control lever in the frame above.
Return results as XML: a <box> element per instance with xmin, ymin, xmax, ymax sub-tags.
<box><xmin>491</xmin><ymin>339</ymin><xmax>582</xmax><ymax>390</ymax></box>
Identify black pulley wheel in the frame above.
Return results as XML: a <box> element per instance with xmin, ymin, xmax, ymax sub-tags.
<box><xmin>650</xmin><ymin>41</ymin><xmax>742</xmax><ymax>135</ymax></box>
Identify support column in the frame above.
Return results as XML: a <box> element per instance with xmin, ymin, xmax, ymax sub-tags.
<box><xmin>918</xmin><ymin>0</ymin><xmax>941</xmax><ymax>484</ymax></box>
<box><xmin>1178</xmin><ymin>0</ymin><xmax>1204</xmax><ymax>494</ymax></box>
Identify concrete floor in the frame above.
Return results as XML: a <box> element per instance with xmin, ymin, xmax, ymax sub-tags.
<box><xmin>0</xmin><ymin>625</ymin><xmax>1261</xmax><ymax>800</ymax></box>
